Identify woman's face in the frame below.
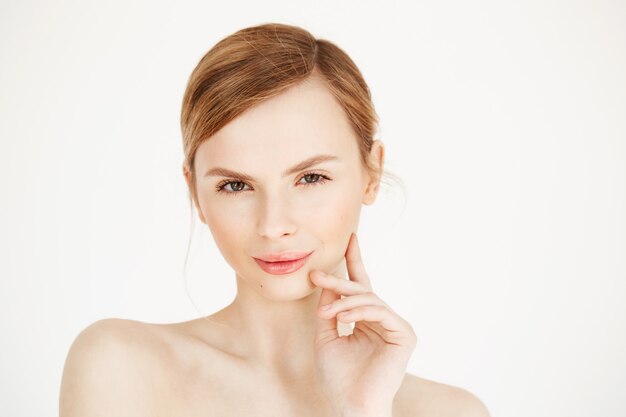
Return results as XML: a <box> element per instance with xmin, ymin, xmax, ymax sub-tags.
<box><xmin>184</xmin><ymin>75</ymin><xmax>383</xmax><ymax>301</ymax></box>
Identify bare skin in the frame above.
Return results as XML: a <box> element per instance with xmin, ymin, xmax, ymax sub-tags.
<box><xmin>59</xmin><ymin>73</ymin><xmax>490</xmax><ymax>416</ymax></box>
<box><xmin>60</xmin><ymin>317</ymin><xmax>490</xmax><ymax>417</ymax></box>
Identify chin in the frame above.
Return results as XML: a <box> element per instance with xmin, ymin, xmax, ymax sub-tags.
<box><xmin>256</xmin><ymin>273</ymin><xmax>320</xmax><ymax>302</ymax></box>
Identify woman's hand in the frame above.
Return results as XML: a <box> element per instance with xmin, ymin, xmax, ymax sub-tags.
<box><xmin>309</xmin><ymin>233</ymin><xmax>417</xmax><ymax>417</ymax></box>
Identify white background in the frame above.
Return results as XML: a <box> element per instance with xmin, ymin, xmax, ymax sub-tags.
<box><xmin>1</xmin><ymin>1</ymin><xmax>625</xmax><ymax>416</ymax></box>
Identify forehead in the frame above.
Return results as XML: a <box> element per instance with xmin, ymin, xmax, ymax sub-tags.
<box><xmin>195</xmin><ymin>76</ymin><xmax>360</xmax><ymax>171</ymax></box>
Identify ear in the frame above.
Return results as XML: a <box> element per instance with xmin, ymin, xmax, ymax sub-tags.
<box><xmin>182</xmin><ymin>162</ymin><xmax>207</xmax><ymax>224</ymax></box>
<box><xmin>362</xmin><ymin>140</ymin><xmax>385</xmax><ymax>205</ymax></box>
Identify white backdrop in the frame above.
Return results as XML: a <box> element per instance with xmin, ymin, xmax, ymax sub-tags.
<box><xmin>1</xmin><ymin>1</ymin><xmax>625</xmax><ymax>416</ymax></box>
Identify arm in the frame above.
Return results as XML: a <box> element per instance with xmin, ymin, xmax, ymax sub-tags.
<box><xmin>59</xmin><ymin>319</ymin><xmax>157</xmax><ymax>417</ymax></box>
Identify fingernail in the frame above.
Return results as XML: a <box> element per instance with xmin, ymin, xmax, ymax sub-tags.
<box><xmin>320</xmin><ymin>304</ymin><xmax>332</xmax><ymax>310</ymax></box>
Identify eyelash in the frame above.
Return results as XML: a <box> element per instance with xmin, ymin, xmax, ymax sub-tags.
<box><xmin>215</xmin><ymin>171</ymin><xmax>332</xmax><ymax>195</ymax></box>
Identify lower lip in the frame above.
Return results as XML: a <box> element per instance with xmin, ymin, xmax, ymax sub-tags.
<box><xmin>253</xmin><ymin>253</ymin><xmax>312</xmax><ymax>275</ymax></box>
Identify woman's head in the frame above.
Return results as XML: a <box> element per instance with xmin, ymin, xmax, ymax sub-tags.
<box><xmin>180</xmin><ymin>23</ymin><xmax>388</xmax><ymax>299</ymax></box>
<box><xmin>181</xmin><ymin>23</ymin><xmax>385</xmax><ymax>208</ymax></box>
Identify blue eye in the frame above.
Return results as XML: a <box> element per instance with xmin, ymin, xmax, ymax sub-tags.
<box><xmin>215</xmin><ymin>171</ymin><xmax>332</xmax><ymax>195</ymax></box>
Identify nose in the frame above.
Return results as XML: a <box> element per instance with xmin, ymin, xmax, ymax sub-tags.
<box><xmin>256</xmin><ymin>191</ymin><xmax>297</xmax><ymax>239</ymax></box>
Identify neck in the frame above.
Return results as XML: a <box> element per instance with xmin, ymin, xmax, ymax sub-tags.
<box><xmin>214</xmin><ymin>260</ymin><xmax>351</xmax><ymax>382</ymax></box>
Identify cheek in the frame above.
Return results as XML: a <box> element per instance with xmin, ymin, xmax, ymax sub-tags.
<box><xmin>202</xmin><ymin>200</ymin><xmax>251</xmax><ymax>268</ymax></box>
<box><xmin>299</xmin><ymin>180</ymin><xmax>363</xmax><ymax>261</ymax></box>
<box><xmin>200</xmin><ymin>179</ymin><xmax>363</xmax><ymax>256</ymax></box>
<box><xmin>310</xmin><ymin>187</ymin><xmax>360</xmax><ymax>234</ymax></box>
<box><xmin>311</xmin><ymin>185</ymin><xmax>363</xmax><ymax>273</ymax></box>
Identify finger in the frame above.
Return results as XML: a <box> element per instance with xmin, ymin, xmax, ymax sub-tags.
<box><xmin>341</xmin><ymin>306</ymin><xmax>417</xmax><ymax>347</ymax></box>
<box><xmin>336</xmin><ymin>305</ymin><xmax>416</xmax><ymax>346</ymax></box>
<box><xmin>345</xmin><ymin>233</ymin><xmax>372</xmax><ymax>288</ymax></box>
<box><xmin>311</xmin><ymin>273</ymin><xmax>341</xmax><ymax>344</ymax></box>
<box><xmin>317</xmin><ymin>292</ymin><xmax>388</xmax><ymax>318</ymax></box>
<box><xmin>310</xmin><ymin>270</ymin><xmax>369</xmax><ymax>296</ymax></box>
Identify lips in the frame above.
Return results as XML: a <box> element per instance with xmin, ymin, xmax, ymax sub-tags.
<box><xmin>253</xmin><ymin>251</ymin><xmax>313</xmax><ymax>275</ymax></box>
<box><xmin>254</xmin><ymin>251</ymin><xmax>312</xmax><ymax>262</ymax></box>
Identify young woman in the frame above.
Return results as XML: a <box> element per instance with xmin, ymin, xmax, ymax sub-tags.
<box><xmin>59</xmin><ymin>23</ymin><xmax>490</xmax><ymax>417</ymax></box>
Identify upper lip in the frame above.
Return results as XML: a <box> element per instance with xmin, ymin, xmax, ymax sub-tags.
<box><xmin>253</xmin><ymin>251</ymin><xmax>313</xmax><ymax>262</ymax></box>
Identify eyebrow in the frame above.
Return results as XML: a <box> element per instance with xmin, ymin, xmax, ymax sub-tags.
<box><xmin>204</xmin><ymin>154</ymin><xmax>340</xmax><ymax>181</ymax></box>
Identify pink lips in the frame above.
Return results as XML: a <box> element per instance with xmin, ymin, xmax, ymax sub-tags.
<box><xmin>253</xmin><ymin>251</ymin><xmax>313</xmax><ymax>275</ymax></box>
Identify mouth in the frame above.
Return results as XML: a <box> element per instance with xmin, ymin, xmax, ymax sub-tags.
<box><xmin>253</xmin><ymin>251</ymin><xmax>313</xmax><ymax>275</ymax></box>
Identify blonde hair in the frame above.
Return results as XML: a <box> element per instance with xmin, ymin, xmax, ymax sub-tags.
<box><xmin>179</xmin><ymin>24</ymin><xmax>405</xmax><ymax>310</ymax></box>
<box><xmin>180</xmin><ymin>22</ymin><xmax>403</xmax><ymax>208</ymax></box>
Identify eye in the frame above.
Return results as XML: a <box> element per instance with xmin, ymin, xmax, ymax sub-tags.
<box><xmin>215</xmin><ymin>171</ymin><xmax>332</xmax><ymax>195</ymax></box>
<box><xmin>215</xmin><ymin>180</ymin><xmax>250</xmax><ymax>193</ymax></box>
<box><xmin>298</xmin><ymin>172</ymin><xmax>330</xmax><ymax>186</ymax></box>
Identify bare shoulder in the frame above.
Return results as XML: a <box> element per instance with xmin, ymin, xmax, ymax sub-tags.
<box><xmin>59</xmin><ymin>318</ymin><xmax>173</xmax><ymax>417</ymax></box>
<box><xmin>394</xmin><ymin>372</ymin><xmax>491</xmax><ymax>417</ymax></box>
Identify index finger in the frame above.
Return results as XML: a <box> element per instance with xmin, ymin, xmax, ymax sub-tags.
<box><xmin>345</xmin><ymin>233</ymin><xmax>372</xmax><ymax>289</ymax></box>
